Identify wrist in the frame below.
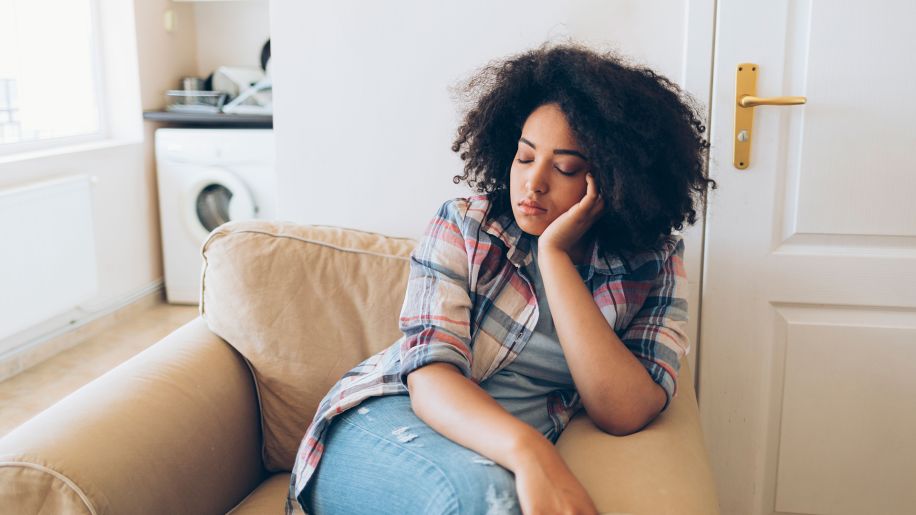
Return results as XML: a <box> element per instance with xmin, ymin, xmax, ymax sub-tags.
<box><xmin>506</xmin><ymin>428</ymin><xmax>563</xmax><ymax>473</ymax></box>
<box><xmin>536</xmin><ymin>241</ymin><xmax>571</xmax><ymax>261</ymax></box>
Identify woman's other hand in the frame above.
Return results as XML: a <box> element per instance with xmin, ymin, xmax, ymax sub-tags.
<box><xmin>509</xmin><ymin>434</ymin><xmax>598</xmax><ymax>515</ymax></box>
<box><xmin>511</xmin><ymin>439</ymin><xmax>599</xmax><ymax>515</ymax></box>
<box><xmin>537</xmin><ymin>172</ymin><xmax>604</xmax><ymax>258</ymax></box>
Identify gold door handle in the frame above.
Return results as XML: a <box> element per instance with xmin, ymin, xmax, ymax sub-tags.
<box><xmin>738</xmin><ymin>95</ymin><xmax>807</xmax><ymax>108</ymax></box>
<box><xmin>734</xmin><ymin>63</ymin><xmax>807</xmax><ymax>169</ymax></box>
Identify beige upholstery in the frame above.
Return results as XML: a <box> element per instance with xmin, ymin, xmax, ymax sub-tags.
<box><xmin>556</xmin><ymin>361</ymin><xmax>718</xmax><ymax>514</ymax></box>
<box><xmin>200</xmin><ymin>221</ymin><xmax>416</xmax><ymax>471</ymax></box>
<box><xmin>0</xmin><ymin>220</ymin><xmax>720</xmax><ymax>514</ymax></box>
<box><xmin>0</xmin><ymin>318</ymin><xmax>265</xmax><ymax>515</ymax></box>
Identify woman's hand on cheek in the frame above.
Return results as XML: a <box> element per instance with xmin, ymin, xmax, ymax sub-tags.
<box><xmin>538</xmin><ymin>173</ymin><xmax>605</xmax><ymax>256</ymax></box>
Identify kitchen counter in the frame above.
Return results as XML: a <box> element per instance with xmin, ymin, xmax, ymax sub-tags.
<box><xmin>143</xmin><ymin>110</ymin><xmax>272</xmax><ymax>128</ymax></box>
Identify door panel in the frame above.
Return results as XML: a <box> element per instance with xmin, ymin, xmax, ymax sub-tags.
<box><xmin>773</xmin><ymin>308</ymin><xmax>916</xmax><ymax>514</ymax></box>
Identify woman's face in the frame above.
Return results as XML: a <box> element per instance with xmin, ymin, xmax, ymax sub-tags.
<box><xmin>509</xmin><ymin>103</ymin><xmax>590</xmax><ymax>236</ymax></box>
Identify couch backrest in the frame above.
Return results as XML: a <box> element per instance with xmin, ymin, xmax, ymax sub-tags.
<box><xmin>200</xmin><ymin>220</ymin><xmax>416</xmax><ymax>471</ymax></box>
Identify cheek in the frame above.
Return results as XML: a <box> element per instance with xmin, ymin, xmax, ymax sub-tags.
<box><xmin>509</xmin><ymin>167</ymin><xmax>523</xmax><ymax>192</ymax></box>
<box><xmin>561</xmin><ymin>182</ymin><xmax>589</xmax><ymax>207</ymax></box>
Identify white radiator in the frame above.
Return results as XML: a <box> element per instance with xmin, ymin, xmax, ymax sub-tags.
<box><xmin>0</xmin><ymin>175</ymin><xmax>98</xmax><ymax>350</ymax></box>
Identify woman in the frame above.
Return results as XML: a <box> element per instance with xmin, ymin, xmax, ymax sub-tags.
<box><xmin>287</xmin><ymin>42</ymin><xmax>716</xmax><ymax>515</ymax></box>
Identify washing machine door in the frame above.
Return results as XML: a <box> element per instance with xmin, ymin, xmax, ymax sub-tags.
<box><xmin>184</xmin><ymin>167</ymin><xmax>257</xmax><ymax>242</ymax></box>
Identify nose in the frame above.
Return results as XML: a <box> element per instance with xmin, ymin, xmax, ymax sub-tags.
<box><xmin>525</xmin><ymin>160</ymin><xmax>550</xmax><ymax>194</ymax></box>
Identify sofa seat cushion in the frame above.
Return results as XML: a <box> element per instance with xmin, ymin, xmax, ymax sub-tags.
<box><xmin>201</xmin><ymin>220</ymin><xmax>416</xmax><ymax>471</ymax></box>
<box><xmin>227</xmin><ymin>473</ymin><xmax>291</xmax><ymax>515</ymax></box>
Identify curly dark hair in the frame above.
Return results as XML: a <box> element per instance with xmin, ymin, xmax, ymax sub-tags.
<box><xmin>451</xmin><ymin>42</ymin><xmax>717</xmax><ymax>253</ymax></box>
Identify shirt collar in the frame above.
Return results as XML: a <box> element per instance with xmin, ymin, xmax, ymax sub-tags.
<box><xmin>481</xmin><ymin>209</ymin><xmax>630</xmax><ymax>278</ymax></box>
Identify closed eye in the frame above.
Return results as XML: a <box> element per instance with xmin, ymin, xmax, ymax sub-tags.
<box><xmin>554</xmin><ymin>166</ymin><xmax>577</xmax><ymax>176</ymax></box>
<box><xmin>516</xmin><ymin>158</ymin><xmax>533</xmax><ymax>164</ymax></box>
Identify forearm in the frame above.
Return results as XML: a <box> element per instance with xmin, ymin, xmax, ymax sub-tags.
<box><xmin>406</xmin><ymin>362</ymin><xmax>561</xmax><ymax>472</ymax></box>
<box><xmin>537</xmin><ymin>247</ymin><xmax>666</xmax><ymax>435</ymax></box>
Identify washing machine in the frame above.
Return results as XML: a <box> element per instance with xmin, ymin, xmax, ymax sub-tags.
<box><xmin>155</xmin><ymin>128</ymin><xmax>277</xmax><ymax>304</ymax></box>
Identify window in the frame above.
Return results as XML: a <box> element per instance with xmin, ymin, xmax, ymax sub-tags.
<box><xmin>0</xmin><ymin>0</ymin><xmax>103</xmax><ymax>147</ymax></box>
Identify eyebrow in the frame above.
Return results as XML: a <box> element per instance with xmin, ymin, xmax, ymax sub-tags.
<box><xmin>519</xmin><ymin>137</ymin><xmax>588</xmax><ymax>161</ymax></box>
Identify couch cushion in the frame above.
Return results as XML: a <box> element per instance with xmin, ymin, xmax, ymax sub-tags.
<box><xmin>201</xmin><ymin>220</ymin><xmax>416</xmax><ymax>472</ymax></box>
<box><xmin>227</xmin><ymin>473</ymin><xmax>292</xmax><ymax>515</ymax></box>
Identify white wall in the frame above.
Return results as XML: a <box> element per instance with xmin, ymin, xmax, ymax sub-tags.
<box><xmin>193</xmin><ymin>0</ymin><xmax>270</xmax><ymax>77</ymax></box>
<box><xmin>269</xmin><ymin>0</ymin><xmax>715</xmax><ymax>378</ymax></box>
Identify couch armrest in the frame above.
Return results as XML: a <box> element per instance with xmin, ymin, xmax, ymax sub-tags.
<box><xmin>556</xmin><ymin>360</ymin><xmax>719</xmax><ymax>515</ymax></box>
<box><xmin>0</xmin><ymin>317</ymin><xmax>266</xmax><ymax>515</ymax></box>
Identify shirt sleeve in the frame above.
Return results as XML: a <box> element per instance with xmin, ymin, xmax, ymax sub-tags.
<box><xmin>620</xmin><ymin>234</ymin><xmax>690</xmax><ymax>413</ymax></box>
<box><xmin>398</xmin><ymin>198</ymin><xmax>474</xmax><ymax>386</ymax></box>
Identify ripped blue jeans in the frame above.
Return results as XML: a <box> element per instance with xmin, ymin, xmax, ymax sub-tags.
<box><xmin>299</xmin><ymin>394</ymin><xmax>522</xmax><ymax>515</ymax></box>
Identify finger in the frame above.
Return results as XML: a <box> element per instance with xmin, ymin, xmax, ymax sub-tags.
<box><xmin>582</xmin><ymin>173</ymin><xmax>598</xmax><ymax>206</ymax></box>
<box><xmin>586</xmin><ymin>173</ymin><xmax>604</xmax><ymax>213</ymax></box>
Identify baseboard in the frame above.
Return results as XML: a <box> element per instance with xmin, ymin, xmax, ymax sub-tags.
<box><xmin>0</xmin><ymin>281</ymin><xmax>165</xmax><ymax>382</ymax></box>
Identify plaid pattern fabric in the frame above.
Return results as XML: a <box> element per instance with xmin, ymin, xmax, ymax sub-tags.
<box><xmin>286</xmin><ymin>194</ymin><xmax>689</xmax><ymax>513</ymax></box>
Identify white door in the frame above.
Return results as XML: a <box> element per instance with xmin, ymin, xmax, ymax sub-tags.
<box><xmin>699</xmin><ymin>1</ymin><xmax>916</xmax><ymax>515</ymax></box>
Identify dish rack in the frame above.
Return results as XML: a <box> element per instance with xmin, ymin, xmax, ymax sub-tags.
<box><xmin>165</xmin><ymin>90</ymin><xmax>228</xmax><ymax>113</ymax></box>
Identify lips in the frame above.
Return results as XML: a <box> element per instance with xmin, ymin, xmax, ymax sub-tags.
<box><xmin>517</xmin><ymin>199</ymin><xmax>547</xmax><ymax>215</ymax></box>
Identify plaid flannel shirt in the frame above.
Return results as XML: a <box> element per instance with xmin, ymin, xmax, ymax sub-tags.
<box><xmin>286</xmin><ymin>194</ymin><xmax>689</xmax><ymax>514</ymax></box>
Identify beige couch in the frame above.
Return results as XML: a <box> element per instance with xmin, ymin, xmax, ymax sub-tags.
<box><xmin>0</xmin><ymin>220</ymin><xmax>719</xmax><ymax>515</ymax></box>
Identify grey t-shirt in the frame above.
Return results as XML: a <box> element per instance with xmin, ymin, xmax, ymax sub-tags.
<box><xmin>479</xmin><ymin>243</ymin><xmax>586</xmax><ymax>443</ymax></box>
